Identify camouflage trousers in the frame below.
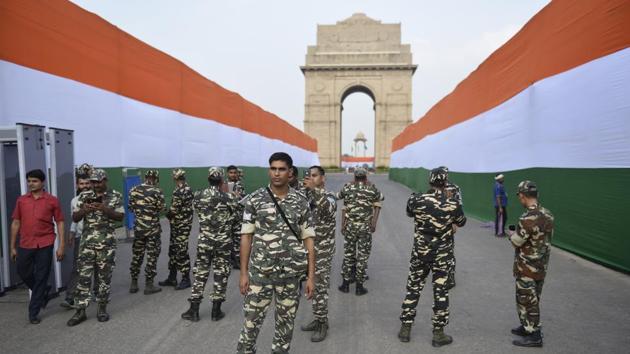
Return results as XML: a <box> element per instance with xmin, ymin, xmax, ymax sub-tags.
<box><xmin>400</xmin><ymin>248</ymin><xmax>451</xmax><ymax>329</ymax></box>
<box><xmin>130</xmin><ymin>228</ymin><xmax>161</xmax><ymax>281</ymax></box>
<box><xmin>341</xmin><ymin>230</ymin><xmax>371</xmax><ymax>283</ymax></box>
<box><xmin>237</xmin><ymin>277</ymin><xmax>301</xmax><ymax>354</ymax></box>
<box><xmin>74</xmin><ymin>245</ymin><xmax>115</xmax><ymax>308</ymax></box>
<box><xmin>167</xmin><ymin>221</ymin><xmax>192</xmax><ymax>274</ymax></box>
<box><xmin>190</xmin><ymin>238</ymin><xmax>231</xmax><ymax>302</ymax></box>
<box><xmin>312</xmin><ymin>238</ymin><xmax>335</xmax><ymax>321</ymax></box>
<box><xmin>447</xmin><ymin>244</ymin><xmax>456</xmax><ymax>285</ymax></box>
<box><xmin>515</xmin><ymin>275</ymin><xmax>545</xmax><ymax>333</ymax></box>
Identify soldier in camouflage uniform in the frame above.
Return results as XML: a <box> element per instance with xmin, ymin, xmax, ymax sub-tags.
<box><xmin>227</xmin><ymin>165</ymin><xmax>246</xmax><ymax>269</ymax></box>
<box><xmin>67</xmin><ymin>169</ymin><xmax>124</xmax><ymax>326</ymax></box>
<box><xmin>300</xmin><ymin>165</ymin><xmax>337</xmax><ymax>342</ymax></box>
<box><xmin>128</xmin><ymin>170</ymin><xmax>165</xmax><ymax>295</ymax></box>
<box><xmin>181</xmin><ymin>167</ymin><xmax>237</xmax><ymax>322</ymax></box>
<box><xmin>159</xmin><ymin>168</ymin><xmax>194</xmax><ymax>290</ymax></box>
<box><xmin>441</xmin><ymin>166</ymin><xmax>463</xmax><ymax>290</ymax></box>
<box><xmin>508</xmin><ymin>180</ymin><xmax>554</xmax><ymax>347</ymax></box>
<box><xmin>398</xmin><ymin>167</ymin><xmax>466</xmax><ymax>347</ymax></box>
<box><xmin>337</xmin><ymin>167</ymin><xmax>383</xmax><ymax>296</ymax></box>
<box><xmin>236</xmin><ymin>152</ymin><xmax>316</xmax><ymax>354</ymax></box>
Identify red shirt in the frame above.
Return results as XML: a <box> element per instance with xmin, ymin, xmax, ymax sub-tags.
<box><xmin>11</xmin><ymin>191</ymin><xmax>64</xmax><ymax>249</ymax></box>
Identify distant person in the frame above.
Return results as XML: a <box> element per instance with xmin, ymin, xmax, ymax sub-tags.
<box><xmin>10</xmin><ymin>169</ymin><xmax>66</xmax><ymax>324</ymax></box>
<box><xmin>128</xmin><ymin>170</ymin><xmax>165</xmax><ymax>295</ymax></box>
<box><xmin>226</xmin><ymin>165</ymin><xmax>245</xmax><ymax>270</ymax></box>
<box><xmin>507</xmin><ymin>181</ymin><xmax>554</xmax><ymax>347</ymax></box>
<box><xmin>337</xmin><ymin>167</ymin><xmax>383</xmax><ymax>296</ymax></box>
<box><xmin>61</xmin><ymin>163</ymin><xmax>94</xmax><ymax>309</ymax></box>
<box><xmin>300</xmin><ymin>165</ymin><xmax>337</xmax><ymax>342</ymax></box>
<box><xmin>494</xmin><ymin>173</ymin><xmax>508</xmax><ymax>236</ymax></box>
<box><xmin>289</xmin><ymin>165</ymin><xmax>300</xmax><ymax>189</ymax></box>
<box><xmin>67</xmin><ymin>169</ymin><xmax>124</xmax><ymax>326</ymax></box>
<box><xmin>160</xmin><ymin>169</ymin><xmax>194</xmax><ymax>290</ymax></box>
<box><xmin>181</xmin><ymin>167</ymin><xmax>237</xmax><ymax>322</ymax></box>
<box><xmin>398</xmin><ymin>167</ymin><xmax>466</xmax><ymax>346</ymax></box>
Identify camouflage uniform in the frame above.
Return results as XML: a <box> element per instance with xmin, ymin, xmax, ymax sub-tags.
<box><xmin>400</xmin><ymin>170</ymin><xmax>466</xmax><ymax>330</ymax></box>
<box><xmin>73</xmin><ymin>176</ymin><xmax>124</xmax><ymax>308</ymax></box>
<box><xmin>166</xmin><ymin>169</ymin><xmax>194</xmax><ymax>276</ymax></box>
<box><xmin>236</xmin><ymin>186</ymin><xmax>315</xmax><ymax>354</ymax></box>
<box><xmin>510</xmin><ymin>181</ymin><xmax>554</xmax><ymax>334</ymax></box>
<box><xmin>190</xmin><ymin>171</ymin><xmax>237</xmax><ymax>303</ymax></box>
<box><xmin>229</xmin><ymin>180</ymin><xmax>245</xmax><ymax>263</ymax></box>
<box><xmin>444</xmin><ymin>177</ymin><xmax>463</xmax><ymax>288</ymax></box>
<box><xmin>337</xmin><ymin>177</ymin><xmax>383</xmax><ymax>284</ymax></box>
<box><xmin>129</xmin><ymin>171</ymin><xmax>165</xmax><ymax>282</ymax></box>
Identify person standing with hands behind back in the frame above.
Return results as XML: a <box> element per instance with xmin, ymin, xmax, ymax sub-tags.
<box><xmin>10</xmin><ymin>169</ymin><xmax>65</xmax><ymax>324</ymax></box>
<box><xmin>236</xmin><ymin>152</ymin><xmax>316</xmax><ymax>354</ymax></box>
<box><xmin>494</xmin><ymin>174</ymin><xmax>508</xmax><ymax>236</ymax></box>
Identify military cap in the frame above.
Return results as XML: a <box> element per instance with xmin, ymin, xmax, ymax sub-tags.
<box><xmin>172</xmin><ymin>168</ymin><xmax>186</xmax><ymax>179</ymax></box>
<box><xmin>516</xmin><ymin>180</ymin><xmax>538</xmax><ymax>195</ymax></box>
<box><xmin>354</xmin><ymin>167</ymin><xmax>367</xmax><ymax>177</ymax></box>
<box><xmin>439</xmin><ymin>166</ymin><xmax>449</xmax><ymax>174</ymax></box>
<box><xmin>76</xmin><ymin>163</ymin><xmax>94</xmax><ymax>177</ymax></box>
<box><xmin>144</xmin><ymin>169</ymin><xmax>159</xmax><ymax>178</ymax></box>
<box><xmin>208</xmin><ymin>167</ymin><xmax>224</xmax><ymax>178</ymax></box>
<box><xmin>495</xmin><ymin>173</ymin><xmax>505</xmax><ymax>181</ymax></box>
<box><xmin>89</xmin><ymin>168</ymin><xmax>107</xmax><ymax>181</ymax></box>
<box><xmin>429</xmin><ymin>167</ymin><xmax>448</xmax><ymax>185</ymax></box>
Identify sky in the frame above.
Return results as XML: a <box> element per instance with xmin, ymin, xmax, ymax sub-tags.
<box><xmin>70</xmin><ymin>0</ymin><xmax>550</xmax><ymax>156</ymax></box>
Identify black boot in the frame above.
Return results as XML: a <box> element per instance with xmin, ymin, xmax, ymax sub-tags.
<box><xmin>158</xmin><ymin>269</ymin><xmax>178</xmax><ymax>287</ymax></box>
<box><xmin>181</xmin><ymin>299</ymin><xmax>200</xmax><ymax>322</ymax></box>
<box><xmin>511</xmin><ymin>325</ymin><xmax>528</xmax><ymax>336</ymax></box>
<box><xmin>432</xmin><ymin>328</ymin><xmax>453</xmax><ymax>347</ymax></box>
<box><xmin>301</xmin><ymin>319</ymin><xmax>319</xmax><ymax>331</ymax></box>
<box><xmin>311</xmin><ymin>320</ymin><xmax>328</xmax><ymax>342</ymax></box>
<box><xmin>512</xmin><ymin>331</ymin><xmax>543</xmax><ymax>347</ymax></box>
<box><xmin>129</xmin><ymin>278</ymin><xmax>139</xmax><ymax>294</ymax></box>
<box><xmin>67</xmin><ymin>308</ymin><xmax>87</xmax><ymax>327</ymax></box>
<box><xmin>175</xmin><ymin>273</ymin><xmax>191</xmax><ymax>290</ymax></box>
<box><xmin>97</xmin><ymin>303</ymin><xmax>110</xmax><ymax>322</ymax></box>
<box><xmin>211</xmin><ymin>301</ymin><xmax>225</xmax><ymax>321</ymax></box>
<box><xmin>338</xmin><ymin>280</ymin><xmax>350</xmax><ymax>293</ymax></box>
<box><xmin>144</xmin><ymin>280</ymin><xmax>162</xmax><ymax>295</ymax></box>
<box><xmin>398</xmin><ymin>323</ymin><xmax>412</xmax><ymax>342</ymax></box>
<box><xmin>355</xmin><ymin>282</ymin><xmax>368</xmax><ymax>296</ymax></box>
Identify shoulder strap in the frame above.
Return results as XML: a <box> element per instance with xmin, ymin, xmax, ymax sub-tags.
<box><xmin>266</xmin><ymin>187</ymin><xmax>300</xmax><ymax>238</ymax></box>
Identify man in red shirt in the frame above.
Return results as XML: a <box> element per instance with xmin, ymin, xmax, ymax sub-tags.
<box><xmin>10</xmin><ymin>169</ymin><xmax>65</xmax><ymax>324</ymax></box>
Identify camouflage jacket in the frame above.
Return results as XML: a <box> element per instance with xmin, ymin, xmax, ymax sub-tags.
<box><xmin>74</xmin><ymin>189</ymin><xmax>124</xmax><ymax>249</ymax></box>
<box><xmin>168</xmin><ymin>182</ymin><xmax>194</xmax><ymax>225</ymax></box>
<box><xmin>445</xmin><ymin>181</ymin><xmax>463</xmax><ymax>205</ymax></box>
<box><xmin>306</xmin><ymin>187</ymin><xmax>337</xmax><ymax>250</ymax></box>
<box><xmin>193</xmin><ymin>186</ymin><xmax>236</xmax><ymax>249</ymax></box>
<box><xmin>510</xmin><ymin>203</ymin><xmax>554</xmax><ymax>280</ymax></box>
<box><xmin>129</xmin><ymin>183</ymin><xmax>165</xmax><ymax>232</ymax></box>
<box><xmin>406</xmin><ymin>189</ymin><xmax>466</xmax><ymax>260</ymax></box>
<box><xmin>229</xmin><ymin>180</ymin><xmax>245</xmax><ymax>197</ymax></box>
<box><xmin>241</xmin><ymin>186</ymin><xmax>315</xmax><ymax>283</ymax></box>
<box><xmin>338</xmin><ymin>181</ymin><xmax>384</xmax><ymax>233</ymax></box>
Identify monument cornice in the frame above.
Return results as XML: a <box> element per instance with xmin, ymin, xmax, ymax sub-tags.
<box><xmin>301</xmin><ymin>64</ymin><xmax>417</xmax><ymax>74</ymax></box>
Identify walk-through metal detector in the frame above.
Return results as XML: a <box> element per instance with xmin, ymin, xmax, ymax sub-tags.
<box><xmin>0</xmin><ymin>123</ymin><xmax>75</xmax><ymax>294</ymax></box>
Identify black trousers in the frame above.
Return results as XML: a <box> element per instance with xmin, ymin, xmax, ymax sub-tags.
<box><xmin>17</xmin><ymin>245</ymin><xmax>53</xmax><ymax>318</ymax></box>
<box><xmin>495</xmin><ymin>206</ymin><xmax>508</xmax><ymax>235</ymax></box>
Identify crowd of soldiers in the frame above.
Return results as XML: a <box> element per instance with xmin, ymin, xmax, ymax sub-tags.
<box><xmin>26</xmin><ymin>150</ymin><xmax>553</xmax><ymax>351</ymax></box>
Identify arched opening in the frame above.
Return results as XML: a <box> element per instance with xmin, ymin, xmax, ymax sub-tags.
<box><xmin>341</xmin><ymin>85</ymin><xmax>376</xmax><ymax>169</ymax></box>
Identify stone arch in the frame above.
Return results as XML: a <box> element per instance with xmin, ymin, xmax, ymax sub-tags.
<box><xmin>302</xmin><ymin>13</ymin><xmax>416</xmax><ymax>167</ymax></box>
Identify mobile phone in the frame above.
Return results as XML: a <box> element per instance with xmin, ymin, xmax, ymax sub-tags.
<box><xmin>508</xmin><ymin>224</ymin><xmax>516</xmax><ymax>231</ymax></box>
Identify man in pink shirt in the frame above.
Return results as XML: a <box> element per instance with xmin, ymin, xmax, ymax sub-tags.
<box><xmin>10</xmin><ymin>169</ymin><xmax>65</xmax><ymax>324</ymax></box>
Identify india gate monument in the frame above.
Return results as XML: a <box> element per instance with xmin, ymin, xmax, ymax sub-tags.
<box><xmin>302</xmin><ymin>13</ymin><xmax>417</xmax><ymax>167</ymax></box>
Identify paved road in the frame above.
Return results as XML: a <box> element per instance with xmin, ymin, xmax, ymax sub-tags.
<box><xmin>2</xmin><ymin>174</ymin><xmax>629</xmax><ymax>353</ymax></box>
